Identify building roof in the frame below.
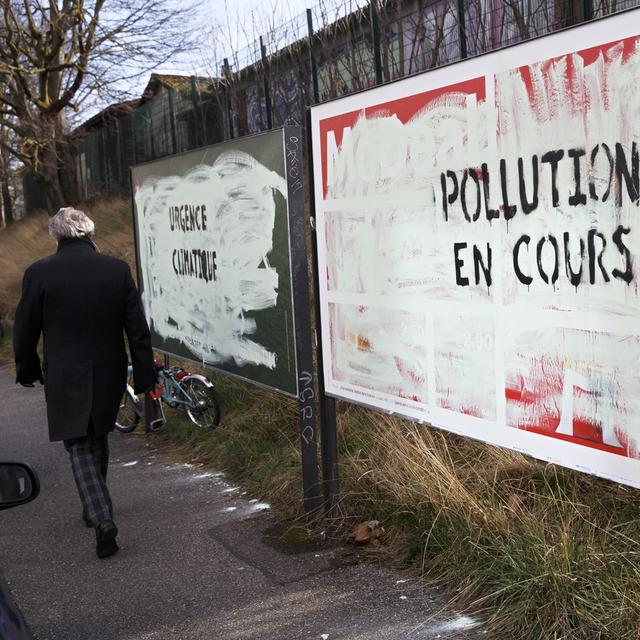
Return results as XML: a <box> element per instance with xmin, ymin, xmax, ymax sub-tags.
<box><xmin>141</xmin><ymin>73</ymin><xmax>219</xmax><ymax>101</ymax></box>
<box><xmin>75</xmin><ymin>99</ymin><xmax>140</xmax><ymax>134</ymax></box>
<box><xmin>74</xmin><ymin>72</ymin><xmax>220</xmax><ymax>134</ymax></box>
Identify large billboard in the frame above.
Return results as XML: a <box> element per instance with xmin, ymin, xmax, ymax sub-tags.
<box><xmin>131</xmin><ymin>128</ymin><xmax>299</xmax><ymax>396</ymax></box>
<box><xmin>310</xmin><ymin>11</ymin><xmax>640</xmax><ymax>488</ymax></box>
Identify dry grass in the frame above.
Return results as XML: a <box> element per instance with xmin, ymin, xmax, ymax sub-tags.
<box><xmin>164</xmin><ymin>394</ymin><xmax>640</xmax><ymax>639</ymax></box>
<box><xmin>336</xmin><ymin>406</ymin><xmax>640</xmax><ymax>639</ymax></box>
<box><xmin>0</xmin><ymin>213</ymin><xmax>51</xmax><ymax>338</ymax></box>
<box><xmin>0</xmin><ymin>196</ymin><xmax>135</xmax><ymax>360</ymax></box>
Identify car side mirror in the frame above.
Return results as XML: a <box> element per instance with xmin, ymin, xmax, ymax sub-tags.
<box><xmin>0</xmin><ymin>463</ymin><xmax>39</xmax><ymax>511</ymax></box>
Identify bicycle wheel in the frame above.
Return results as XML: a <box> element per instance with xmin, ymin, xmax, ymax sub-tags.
<box><xmin>115</xmin><ymin>389</ymin><xmax>141</xmax><ymax>433</ymax></box>
<box><xmin>182</xmin><ymin>376</ymin><xmax>221</xmax><ymax>429</ymax></box>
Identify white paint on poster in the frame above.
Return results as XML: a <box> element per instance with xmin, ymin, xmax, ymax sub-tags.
<box><xmin>330</xmin><ymin>303</ymin><xmax>429</xmax><ymax>402</ymax></box>
<box><xmin>311</xmin><ymin>11</ymin><xmax>640</xmax><ymax>488</ymax></box>
<box><xmin>134</xmin><ymin>151</ymin><xmax>287</xmax><ymax>369</ymax></box>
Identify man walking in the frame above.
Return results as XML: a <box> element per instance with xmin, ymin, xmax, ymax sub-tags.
<box><xmin>13</xmin><ymin>207</ymin><xmax>155</xmax><ymax>559</ymax></box>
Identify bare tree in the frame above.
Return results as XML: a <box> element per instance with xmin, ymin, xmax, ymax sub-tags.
<box><xmin>0</xmin><ymin>126</ymin><xmax>15</xmax><ymax>225</ymax></box>
<box><xmin>0</xmin><ymin>0</ymin><xmax>197</xmax><ymax>214</ymax></box>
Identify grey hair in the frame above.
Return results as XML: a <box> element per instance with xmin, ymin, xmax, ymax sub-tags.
<box><xmin>48</xmin><ymin>207</ymin><xmax>95</xmax><ymax>240</ymax></box>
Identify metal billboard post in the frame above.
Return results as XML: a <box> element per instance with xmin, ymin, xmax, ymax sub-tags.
<box><xmin>167</xmin><ymin>88</ymin><xmax>178</xmax><ymax>155</ymax></box>
<box><xmin>305</xmin><ymin>109</ymin><xmax>340</xmax><ymax>515</ymax></box>
<box><xmin>457</xmin><ymin>0</ymin><xmax>468</xmax><ymax>60</ymax></box>
<box><xmin>189</xmin><ymin>75</ymin><xmax>204</xmax><ymax>148</ymax></box>
<box><xmin>283</xmin><ymin>125</ymin><xmax>323</xmax><ymax>517</ymax></box>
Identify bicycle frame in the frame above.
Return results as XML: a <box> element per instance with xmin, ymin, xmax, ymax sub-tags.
<box><xmin>157</xmin><ymin>370</ymin><xmax>193</xmax><ymax>407</ymax></box>
<box><xmin>125</xmin><ymin>364</ymin><xmax>211</xmax><ymax>411</ymax></box>
<box><xmin>120</xmin><ymin>364</ymin><xmax>219</xmax><ymax>431</ymax></box>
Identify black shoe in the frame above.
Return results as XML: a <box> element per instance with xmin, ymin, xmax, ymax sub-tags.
<box><xmin>95</xmin><ymin>520</ymin><xmax>119</xmax><ymax>559</ymax></box>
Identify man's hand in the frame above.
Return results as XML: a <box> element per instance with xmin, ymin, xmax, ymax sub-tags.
<box><xmin>15</xmin><ymin>355</ymin><xmax>44</xmax><ymax>388</ymax></box>
<box><xmin>17</xmin><ymin>375</ymin><xmax>42</xmax><ymax>387</ymax></box>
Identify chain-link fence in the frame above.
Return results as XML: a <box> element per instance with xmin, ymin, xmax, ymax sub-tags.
<box><xmin>60</xmin><ymin>0</ymin><xmax>640</xmax><ymax>205</ymax></box>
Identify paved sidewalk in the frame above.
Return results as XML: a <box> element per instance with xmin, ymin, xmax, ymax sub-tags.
<box><xmin>0</xmin><ymin>364</ymin><xmax>487</xmax><ymax>640</ymax></box>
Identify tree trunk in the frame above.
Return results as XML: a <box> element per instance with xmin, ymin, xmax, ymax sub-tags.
<box><xmin>22</xmin><ymin>111</ymin><xmax>70</xmax><ymax>215</ymax></box>
<box><xmin>1</xmin><ymin>177</ymin><xmax>13</xmax><ymax>225</ymax></box>
<box><xmin>0</xmin><ymin>138</ymin><xmax>12</xmax><ymax>225</ymax></box>
<box><xmin>38</xmin><ymin>172</ymin><xmax>65</xmax><ymax>215</ymax></box>
<box><xmin>35</xmin><ymin>139</ymin><xmax>67</xmax><ymax>215</ymax></box>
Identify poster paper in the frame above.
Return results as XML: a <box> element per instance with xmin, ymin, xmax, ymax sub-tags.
<box><xmin>311</xmin><ymin>12</ymin><xmax>640</xmax><ymax>488</ymax></box>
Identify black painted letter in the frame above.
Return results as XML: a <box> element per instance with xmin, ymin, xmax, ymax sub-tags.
<box><xmin>454</xmin><ymin>242</ymin><xmax>469</xmax><ymax>286</ymax></box>
<box><xmin>518</xmin><ymin>155</ymin><xmax>539</xmax><ymax>214</ymax></box>
<box><xmin>588</xmin><ymin>229</ymin><xmax>610</xmax><ymax>284</ymax></box>
<box><xmin>500</xmin><ymin>158</ymin><xmax>517</xmax><ymax>220</ymax></box>
<box><xmin>473</xmin><ymin>243</ymin><xmax>493</xmax><ymax>287</ymax></box>
<box><xmin>568</xmin><ymin>148</ymin><xmax>587</xmax><ymax>206</ymax></box>
<box><xmin>612</xmin><ymin>226</ymin><xmax>633</xmax><ymax>284</ymax></box>
<box><xmin>441</xmin><ymin>171</ymin><xmax>459</xmax><ymax>221</ymax></box>
<box><xmin>541</xmin><ymin>149</ymin><xmax>565</xmax><ymax>207</ymax></box>
<box><xmin>481</xmin><ymin>163</ymin><xmax>499</xmax><ymax>221</ymax></box>
<box><xmin>536</xmin><ymin>235</ymin><xmax>560</xmax><ymax>285</ymax></box>
<box><xmin>461</xmin><ymin>169</ymin><xmax>481</xmax><ymax>222</ymax></box>
<box><xmin>615</xmin><ymin>141</ymin><xmax>639</xmax><ymax>205</ymax></box>
<box><xmin>513</xmin><ymin>235</ymin><xmax>533</xmax><ymax>286</ymax></box>
<box><xmin>589</xmin><ymin>143</ymin><xmax>614</xmax><ymax>202</ymax></box>
<box><xmin>563</xmin><ymin>232</ymin><xmax>584</xmax><ymax>288</ymax></box>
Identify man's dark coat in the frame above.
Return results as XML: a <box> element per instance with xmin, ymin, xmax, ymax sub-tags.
<box><xmin>13</xmin><ymin>237</ymin><xmax>155</xmax><ymax>442</ymax></box>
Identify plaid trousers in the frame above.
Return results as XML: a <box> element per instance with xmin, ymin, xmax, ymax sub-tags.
<box><xmin>64</xmin><ymin>430</ymin><xmax>113</xmax><ymax>527</ymax></box>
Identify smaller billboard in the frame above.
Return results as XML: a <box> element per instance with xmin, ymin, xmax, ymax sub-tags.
<box><xmin>131</xmin><ymin>128</ymin><xmax>299</xmax><ymax>396</ymax></box>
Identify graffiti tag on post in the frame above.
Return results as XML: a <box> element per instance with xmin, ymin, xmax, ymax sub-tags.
<box><xmin>298</xmin><ymin>370</ymin><xmax>315</xmax><ymax>445</ymax></box>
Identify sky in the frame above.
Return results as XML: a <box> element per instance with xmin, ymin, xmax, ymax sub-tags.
<box><xmin>79</xmin><ymin>0</ymin><xmax>369</xmax><ymax>119</ymax></box>
<box><xmin>141</xmin><ymin>0</ymin><xmax>369</xmax><ymax>88</ymax></box>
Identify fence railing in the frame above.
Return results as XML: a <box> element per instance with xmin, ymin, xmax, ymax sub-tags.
<box><xmin>64</xmin><ymin>0</ymin><xmax>640</xmax><ymax>204</ymax></box>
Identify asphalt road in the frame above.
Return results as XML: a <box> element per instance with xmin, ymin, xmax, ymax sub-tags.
<box><xmin>0</xmin><ymin>363</ymin><xmax>488</xmax><ymax>640</ymax></box>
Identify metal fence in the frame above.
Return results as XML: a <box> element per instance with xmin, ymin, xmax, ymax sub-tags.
<box><xmin>71</xmin><ymin>78</ymin><xmax>223</xmax><ymax>201</ymax></box>
<box><xmin>64</xmin><ymin>0</ymin><xmax>640</xmax><ymax>204</ymax></box>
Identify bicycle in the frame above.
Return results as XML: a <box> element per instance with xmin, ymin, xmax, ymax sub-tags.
<box><xmin>115</xmin><ymin>361</ymin><xmax>221</xmax><ymax>433</ymax></box>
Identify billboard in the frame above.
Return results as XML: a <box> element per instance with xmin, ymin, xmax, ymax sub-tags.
<box><xmin>310</xmin><ymin>11</ymin><xmax>640</xmax><ymax>488</ymax></box>
<box><xmin>131</xmin><ymin>128</ymin><xmax>299</xmax><ymax>396</ymax></box>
